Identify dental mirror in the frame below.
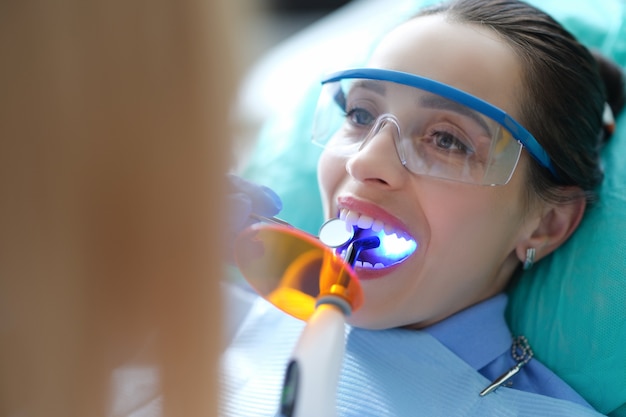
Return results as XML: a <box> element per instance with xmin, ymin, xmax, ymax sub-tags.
<box><xmin>318</xmin><ymin>218</ymin><xmax>354</xmax><ymax>248</ymax></box>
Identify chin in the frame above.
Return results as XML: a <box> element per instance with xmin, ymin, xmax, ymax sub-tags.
<box><xmin>345</xmin><ymin>310</ymin><xmax>402</xmax><ymax>330</ymax></box>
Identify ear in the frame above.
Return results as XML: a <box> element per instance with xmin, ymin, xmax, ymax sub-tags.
<box><xmin>515</xmin><ymin>191</ymin><xmax>587</xmax><ymax>264</ymax></box>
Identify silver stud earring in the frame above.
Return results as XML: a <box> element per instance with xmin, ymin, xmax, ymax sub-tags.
<box><xmin>523</xmin><ymin>247</ymin><xmax>536</xmax><ymax>270</ymax></box>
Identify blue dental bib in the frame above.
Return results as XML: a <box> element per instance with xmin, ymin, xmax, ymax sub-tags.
<box><xmin>220</xmin><ymin>293</ymin><xmax>604</xmax><ymax>417</ymax></box>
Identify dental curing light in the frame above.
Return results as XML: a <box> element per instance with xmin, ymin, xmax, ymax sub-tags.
<box><xmin>234</xmin><ymin>223</ymin><xmax>379</xmax><ymax>417</ymax></box>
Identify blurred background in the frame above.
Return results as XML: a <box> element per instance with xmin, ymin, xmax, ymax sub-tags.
<box><xmin>233</xmin><ymin>0</ymin><xmax>359</xmax><ymax>170</ymax></box>
<box><xmin>244</xmin><ymin>0</ymin><xmax>353</xmax><ymax>65</ymax></box>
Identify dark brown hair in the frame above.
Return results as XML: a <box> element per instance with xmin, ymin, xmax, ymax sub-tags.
<box><xmin>418</xmin><ymin>0</ymin><xmax>625</xmax><ymax>204</ymax></box>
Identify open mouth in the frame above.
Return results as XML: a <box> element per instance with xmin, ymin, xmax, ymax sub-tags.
<box><xmin>336</xmin><ymin>209</ymin><xmax>418</xmax><ymax>269</ymax></box>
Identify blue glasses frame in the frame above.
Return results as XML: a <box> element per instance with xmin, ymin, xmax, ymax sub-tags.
<box><xmin>321</xmin><ymin>68</ymin><xmax>559</xmax><ymax>180</ymax></box>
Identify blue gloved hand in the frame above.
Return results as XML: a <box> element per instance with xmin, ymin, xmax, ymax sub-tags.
<box><xmin>226</xmin><ymin>174</ymin><xmax>282</xmax><ymax>262</ymax></box>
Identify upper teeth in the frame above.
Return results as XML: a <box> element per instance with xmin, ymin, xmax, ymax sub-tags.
<box><xmin>340</xmin><ymin>209</ymin><xmax>405</xmax><ymax>238</ymax></box>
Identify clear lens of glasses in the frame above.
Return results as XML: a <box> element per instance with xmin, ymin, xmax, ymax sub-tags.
<box><xmin>312</xmin><ymin>73</ymin><xmax>525</xmax><ymax>186</ymax></box>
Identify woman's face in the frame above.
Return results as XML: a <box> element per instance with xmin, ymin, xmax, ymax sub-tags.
<box><xmin>318</xmin><ymin>14</ymin><xmax>538</xmax><ymax>329</ymax></box>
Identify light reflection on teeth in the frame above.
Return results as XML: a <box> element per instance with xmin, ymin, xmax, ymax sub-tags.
<box><xmin>380</xmin><ymin>232</ymin><xmax>417</xmax><ymax>259</ymax></box>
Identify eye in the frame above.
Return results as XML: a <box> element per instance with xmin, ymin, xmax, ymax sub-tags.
<box><xmin>346</xmin><ymin>107</ymin><xmax>376</xmax><ymax>127</ymax></box>
<box><xmin>431</xmin><ymin>130</ymin><xmax>473</xmax><ymax>154</ymax></box>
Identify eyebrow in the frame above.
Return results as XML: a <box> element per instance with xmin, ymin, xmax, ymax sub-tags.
<box><xmin>418</xmin><ymin>93</ymin><xmax>493</xmax><ymax>135</ymax></box>
<box><xmin>351</xmin><ymin>79</ymin><xmax>387</xmax><ymax>96</ymax></box>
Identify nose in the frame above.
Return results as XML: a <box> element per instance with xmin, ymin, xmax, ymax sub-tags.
<box><xmin>345</xmin><ymin>116</ymin><xmax>408</xmax><ymax>188</ymax></box>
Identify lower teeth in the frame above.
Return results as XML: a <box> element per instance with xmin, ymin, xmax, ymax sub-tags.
<box><xmin>340</xmin><ymin>253</ymin><xmax>388</xmax><ymax>269</ymax></box>
<box><xmin>354</xmin><ymin>260</ymin><xmax>386</xmax><ymax>269</ymax></box>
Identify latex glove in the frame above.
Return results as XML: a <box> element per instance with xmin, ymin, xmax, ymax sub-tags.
<box><xmin>226</xmin><ymin>174</ymin><xmax>282</xmax><ymax>261</ymax></box>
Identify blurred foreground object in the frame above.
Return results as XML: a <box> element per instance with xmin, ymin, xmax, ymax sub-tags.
<box><xmin>0</xmin><ymin>0</ymin><xmax>239</xmax><ymax>416</ymax></box>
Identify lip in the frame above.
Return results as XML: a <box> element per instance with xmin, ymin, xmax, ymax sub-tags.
<box><xmin>336</xmin><ymin>196</ymin><xmax>417</xmax><ymax>280</ymax></box>
<box><xmin>337</xmin><ymin>196</ymin><xmax>413</xmax><ymax>236</ymax></box>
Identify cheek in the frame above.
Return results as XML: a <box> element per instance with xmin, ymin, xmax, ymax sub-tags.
<box><xmin>426</xmin><ymin>188</ymin><xmax>513</xmax><ymax>239</ymax></box>
<box><xmin>317</xmin><ymin>150</ymin><xmax>347</xmax><ymax>216</ymax></box>
<box><xmin>422</xmin><ymin>184</ymin><xmax>528</xmax><ymax>273</ymax></box>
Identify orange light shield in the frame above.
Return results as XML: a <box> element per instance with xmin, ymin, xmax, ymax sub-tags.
<box><xmin>234</xmin><ymin>223</ymin><xmax>363</xmax><ymax>321</ymax></box>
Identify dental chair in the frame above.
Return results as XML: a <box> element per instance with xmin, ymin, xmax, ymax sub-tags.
<box><xmin>236</xmin><ymin>0</ymin><xmax>626</xmax><ymax>415</ymax></box>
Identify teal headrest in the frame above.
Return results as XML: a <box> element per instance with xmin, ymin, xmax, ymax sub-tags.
<box><xmin>241</xmin><ymin>1</ymin><xmax>626</xmax><ymax>414</ymax></box>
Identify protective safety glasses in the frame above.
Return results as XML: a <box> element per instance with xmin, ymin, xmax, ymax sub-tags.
<box><xmin>312</xmin><ymin>68</ymin><xmax>558</xmax><ymax>186</ymax></box>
